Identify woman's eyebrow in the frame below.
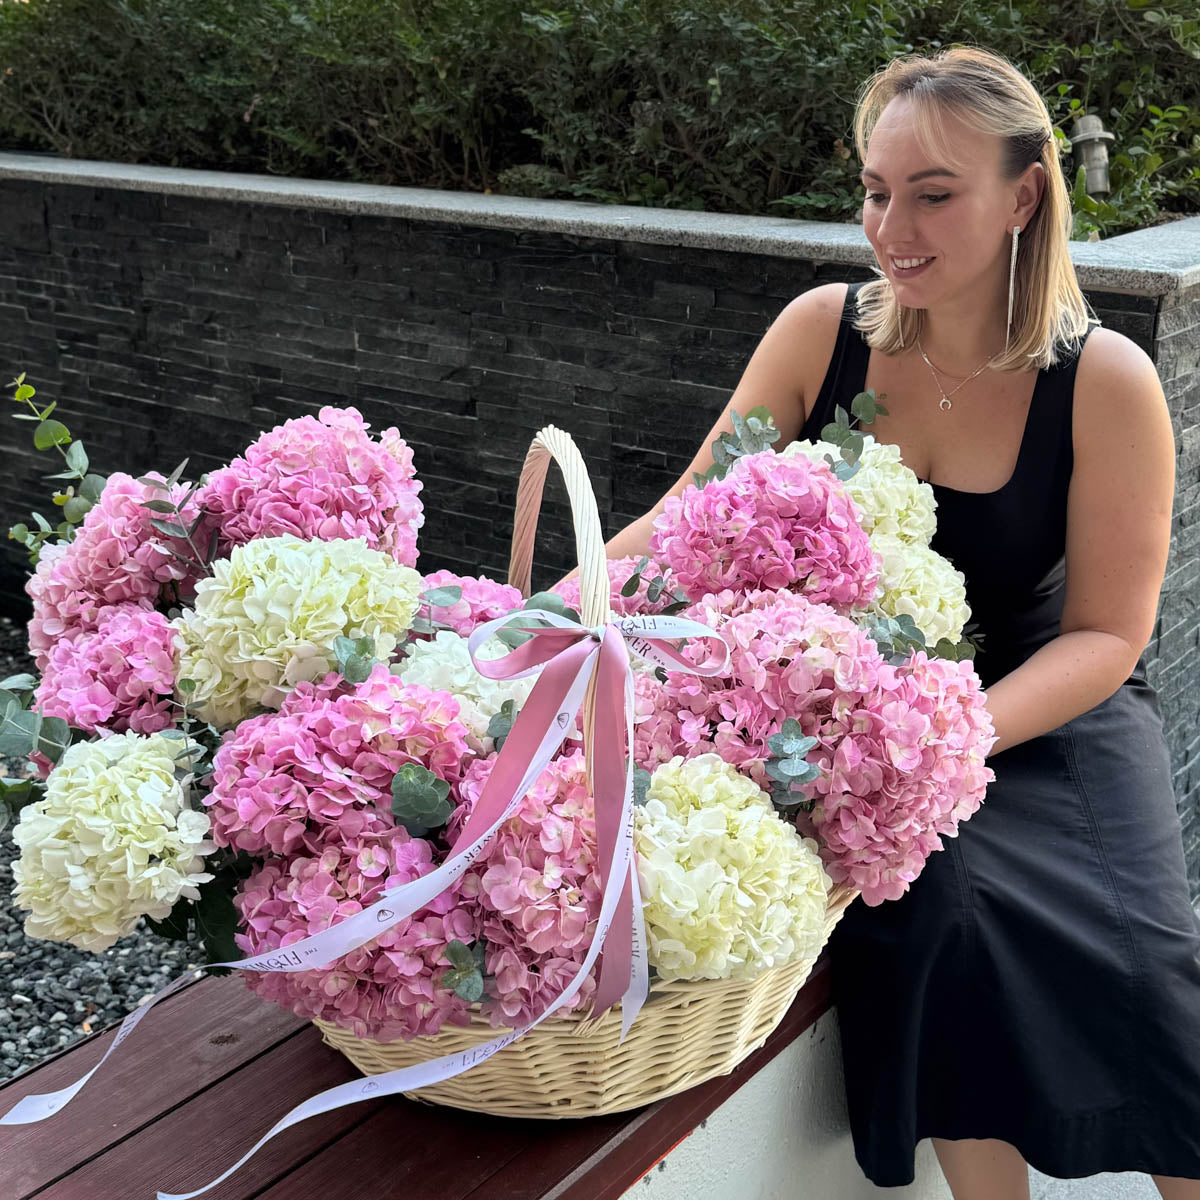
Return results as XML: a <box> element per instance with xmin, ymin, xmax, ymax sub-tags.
<box><xmin>860</xmin><ymin>167</ymin><xmax>960</xmax><ymax>182</ymax></box>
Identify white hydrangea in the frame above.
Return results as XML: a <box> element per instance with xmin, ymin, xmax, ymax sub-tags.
<box><xmin>12</xmin><ymin>732</ymin><xmax>216</xmax><ymax>953</ymax></box>
<box><xmin>174</xmin><ymin>534</ymin><xmax>422</xmax><ymax>729</ymax></box>
<box><xmin>634</xmin><ymin>754</ymin><xmax>830</xmax><ymax>982</ymax></box>
<box><xmin>392</xmin><ymin>630</ymin><xmax>539</xmax><ymax>752</ymax></box>
<box><xmin>856</xmin><ymin>532</ymin><xmax>970</xmax><ymax>647</ymax></box>
<box><xmin>780</xmin><ymin>434</ymin><xmax>938</xmax><ymax>545</ymax></box>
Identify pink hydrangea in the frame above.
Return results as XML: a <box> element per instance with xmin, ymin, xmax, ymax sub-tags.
<box><xmin>651</xmin><ymin>588</ymin><xmax>994</xmax><ymax>905</ymax></box>
<box><xmin>196</xmin><ymin>406</ymin><xmax>424</xmax><ymax>567</ymax></box>
<box><xmin>419</xmin><ymin>569</ymin><xmax>524</xmax><ymax>637</ymax></box>
<box><xmin>234</xmin><ymin>830</ymin><xmax>483</xmax><ymax>1041</ymax></box>
<box><xmin>33</xmin><ymin>604</ymin><xmax>178</xmax><ymax>734</ymax></box>
<box><xmin>204</xmin><ymin>664</ymin><xmax>473</xmax><ymax>857</ymax></box>
<box><xmin>450</xmin><ymin>751</ymin><xmax>600</xmax><ymax>1026</ymax></box>
<box><xmin>25</xmin><ymin>473</ymin><xmax>204</xmax><ymax>670</ymax></box>
<box><xmin>809</xmin><ymin>649</ymin><xmax>996</xmax><ymax>904</ymax></box>
<box><xmin>648</xmin><ymin>451</ymin><xmax>879</xmax><ymax>612</ymax></box>
<box><xmin>551</xmin><ymin>556</ymin><xmax>678</xmax><ymax>618</ymax></box>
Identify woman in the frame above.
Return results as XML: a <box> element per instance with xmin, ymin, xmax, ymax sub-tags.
<box><xmin>585</xmin><ymin>48</ymin><xmax>1200</xmax><ymax>1198</ymax></box>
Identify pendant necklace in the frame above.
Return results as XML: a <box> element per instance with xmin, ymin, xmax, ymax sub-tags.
<box><xmin>916</xmin><ymin>335</ymin><xmax>999</xmax><ymax>411</ymax></box>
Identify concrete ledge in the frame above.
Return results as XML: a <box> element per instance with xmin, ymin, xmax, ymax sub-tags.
<box><xmin>1</xmin><ymin>151</ymin><xmax>1198</xmax><ymax>297</ymax></box>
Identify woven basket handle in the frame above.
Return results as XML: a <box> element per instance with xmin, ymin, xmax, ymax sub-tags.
<box><xmin>506</xmin><ymin>426</ymin><xmax>610</xmax><ymax>627</ymax></box>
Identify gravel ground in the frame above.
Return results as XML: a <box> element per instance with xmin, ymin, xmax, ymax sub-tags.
<box><xmin>0</xmin><ymin>613</ymin><xmax>204</xmax><ymax>1084</ymax></box>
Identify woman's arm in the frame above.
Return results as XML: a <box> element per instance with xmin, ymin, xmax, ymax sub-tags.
<box><xmin>558</xmin><ymin>283</ymin><xmax>847</xmax><ymax>585</ymax></box>
<box><xmin>982</xmin><ymin>328</ymin><xmax>1176</xmax><ymax>756</ymax></box>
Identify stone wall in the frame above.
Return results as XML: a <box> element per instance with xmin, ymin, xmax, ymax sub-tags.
<box><xmin>0</xmin><ymin>169</ymin><xmax>1197</xmax><ymax>896</ymax></box>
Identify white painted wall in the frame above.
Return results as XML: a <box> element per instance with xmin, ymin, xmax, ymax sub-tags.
<box><xmin>626</xmin><ymin>1009</ymin><xmax>951</xmax><ymax>1200</ymax></box>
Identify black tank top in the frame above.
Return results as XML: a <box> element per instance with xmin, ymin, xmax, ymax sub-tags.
<box><xmin>796</xmin><ymin>280</ymin><xmax>1105</xmax><ymax>689</ymax></box>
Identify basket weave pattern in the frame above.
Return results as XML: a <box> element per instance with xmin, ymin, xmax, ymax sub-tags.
<box><xmin>313</xmin><ymin>426</ymin><xmax>861</xmax><ymax>1117</ymax></box>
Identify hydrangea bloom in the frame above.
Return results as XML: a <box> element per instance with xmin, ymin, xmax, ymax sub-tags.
<box><xmin>809</xmin><ymin>649</ymin><xmax>995</xmax><ymax>903</ymax></box>
<box><xmin>173</xmin><ymin>534</ymin><xmax>422</xmax><ymax>729</ymax></box>
<box><xmin>648</xmin><ymin>588</ymin><xmax>994</xmax><ymax>905</ymax></box>
<box><xmin>451</xmin><ymin>752</ymin><xmax>599</xmax><ymax>1026</ymax></box>
<box><xmin>33</xmin><ymin>604</ymin><xmax>178</xmax><ymax>734</ymax></box>
<box><xmin>779</xmin><ymin>435</ymin><xmax>937</xmax><ymax>545</ymax></box>
<box><xmin>197</xmin><ymin>406</ymin><xmax>425</xmax><ymax>567</ymax></box>
<box><xmin>419</xmin><ymin>570</ymin><xmax>524</xmax><ymax>637</ymax></box>
<box><xmin>649</xmin><ymin>451</ymin><xmax>879</xmax><ymax>612</ymax></box>
<box><xmin>11</xmin><ymin>731</ymin><xmax>215</xmax><ymax>952</ymax></box>
<box><xmin>204</xmin><ymin>664</ymin><xmax>472</xmax><ymax>857</ymax></box>
<box><xmin>25</xmin><ymin>472</ymin><xmax>203</xmax><ymax>670</ymax></box>
<box><xmin>857</xmin><ymin>533</ymin><xmax>970</xmax><ymax>647</ymax></box>
<box><xmin>551</xmin><ymin>556</ymin><xmax>676</xmax><ymax>618</ymax></box>
<box><xmin>234</xmin><ymin>830</ymin><xmax>482</xmax><ymax>1041</ymax></box>
<box><xmin>635</xmin><ymin>754</ymin><xmax>830</xmax><ymax>981</ymax></box>
<box><xmin>392</xmin><ymin>630</ymin><xmax>538</xmax><ymax>753</ymax></box>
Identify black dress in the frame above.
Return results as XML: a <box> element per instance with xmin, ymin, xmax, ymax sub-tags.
<box><xmin>802</xmin><ymin>280</ymin><xmax>1200</xmax><ymax>1185</ymax></box>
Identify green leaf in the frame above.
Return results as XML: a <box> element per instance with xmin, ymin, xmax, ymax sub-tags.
<box><xmin>30</xmin><ymin>512</ymin><xmax>52</xmax><ymax>532</ymax></box>
<box><xmin>0</xmin><ymin>777</ymin><xmax>36</xmax><ymax>832</ymax></box>
<box><xmin>36</xmin><ymin>716</ymin><xmax>71</xmax><ymax>765</ymax></box>
<box><xmin>195</xmin><ymin>876</ymin><xmax>240</xmax><ymax>972</ymax></box>
<box><xmin>766</xmin><ymin>718</ymin><xmax>816</xmax><ymax>759</ymax></box>
<box><xmin>0</xmin><ymin>673</ymin><xmax>36</xmax><ymax>692</ymax></box>
<box><xmin>136</xmin><ymin>475</ymin><xmax>170</xmax><ymax>491</ymax></box>
<box><xmin>526</xmin><ymin>590</ymin><xmax>581</xmax><ymax>622</ymax></box>
<box><xmin>166</xmin><ymin>458</ymin><xmax>190</xmax><ymax>488</ymax></box>
<box><xmin>619</xmin><ymin>568</ymin><xmax>643</xmax><ymax>597</ymax></box>
<box><xmin>178</xmin><ymin>677</ymin><xmax>197</xmax><ymax>694</ymax></box>
<box><xmin>140</xmin><ymin>499</ymin><xmax>179</xmax><ymax>514</ymax></box>
<box><xmin>62</xmin><ymin>496</ymin><xmax>92</xmax><ymax>524</ymax></box>
<box><xmin>0</xmin><ymin>707</ymin><xmax>41</xmax><ymax>758</ymax></box>
<box><xmin>149</xmin><ymin>518</ymin><xmax>190</xmax><ymax>539</ymax></box>
<box><xmin>33</xmin><ymin>419</ymin><xmax>71</xmax><ymax>450</ymax></box>
<box><xmin>145</xmin><ymin>895</ymin><xmax>193</xmax><ymax>941</ymax></box>
<box><xmin>65</xmin><ymin>440</ymin><xmax>89</xmax><ymax>475</ymax></box>
<box><xmin>8</xmin><ymin>523</ymin><xmax>29</xmax><ymax>542</ymax></box>
<box><xmin>390</xmin><ymin>762</ymin><xmax>453</xmax><ymax>836</ymax></box>
<box><xmin>79</xmin><ymin>473</ymin><xmax>107</xmax><ymax>502</ymax></box>
<box><xmin>645</xmin><ymin>574</ymin><xmax>665</xmax><ymax>604</ymax></box>
<box><xmin>420</xmin><ymin>585</ymin><xmax>463</xmax><ymax>608</ymax></box>
<box><xmin>342</xmin><ymin>654</ymin><xmax>372</xmax><ymax>683</ymax></box>
<box><xmin>632</xmin><ymin>764</ymin><xmax>652</xmax><ymax>806</ymax></box>
<box><xmin>14</xmin><ymin>383</ymin><xmax>35</xmax><ymax>402</ymax></box>
<box><xmin>486</xmin><ymin>698</ymin><xmax>519</xmax><ymax>750</ymax></box>
<box><xmin>444</xmin><ymin>939</ymin><xmax>475</xmax><ymax>971</ymax></box>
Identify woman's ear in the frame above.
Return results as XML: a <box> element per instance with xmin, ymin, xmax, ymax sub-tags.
<box><xmin>1013</xmin><ymin>160</ymin><xmax>1045</xmax><ymax>228</ymax></box>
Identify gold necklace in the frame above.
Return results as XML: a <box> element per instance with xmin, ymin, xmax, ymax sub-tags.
<box><xmin>916</xmin><ymin>335</ymin><xmax>999</xmax><ymax>411</ymax></box>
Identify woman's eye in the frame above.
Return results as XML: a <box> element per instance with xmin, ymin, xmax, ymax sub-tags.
<box><xmin>862</xmin><ymin>192</ymin><xmax>950</xmax><ymax>206</ymax></box>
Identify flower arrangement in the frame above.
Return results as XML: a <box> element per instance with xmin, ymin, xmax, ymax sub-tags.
<box><xmin>2</xmin><ymin>375</ymin><xmax>996</xmax><ymax>1058</ymax></box>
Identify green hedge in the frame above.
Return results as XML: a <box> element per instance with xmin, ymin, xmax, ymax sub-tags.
<box><xmin>0</xmin><ymin>0</ymin><xmax>1197</xmax><ymax>237</ymax></box>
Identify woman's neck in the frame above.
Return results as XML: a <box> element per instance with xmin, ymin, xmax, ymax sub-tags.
<box><xmin>907</xmin><ymin>272</ymin><xmax>1010</xmax><ymax>373</ymax></box>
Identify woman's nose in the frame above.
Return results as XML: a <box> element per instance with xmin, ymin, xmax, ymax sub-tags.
<box><xmin>875</xmin><ymin>197</ymin><xmax>915</xmax><ymax>246</ymax></box>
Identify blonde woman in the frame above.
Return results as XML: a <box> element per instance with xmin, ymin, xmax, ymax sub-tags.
<box><xmin>588</xmin><ymin>48</ymin><xmax>1199</xmax><ymax>1199</ymax></box>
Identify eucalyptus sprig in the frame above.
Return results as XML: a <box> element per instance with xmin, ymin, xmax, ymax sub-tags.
<box><xmin>7</xmin><ymin>372</ymin><xmax>108</xmax><ymax>565</ymax></box>
<box><xmin>494</xmin><ymin>590</ymin><xmax>581</xmax><ymax>650</ymax></box>
<box><xmin>408</xmin><ymin>584</ymin><xmax>464</xmax><ymax>639</ymax></box>
<box><xmin>136</xmin><ymin>456</ymin><xmax>217</xmax><ymax>576</ymax></box>
<box><xmin>618</xmin><ymin>556</ymin><xmax>690</xmax><ymax>615</ymax></box>
<box><xmin>0</xmin><ymin>671</ymin><xmax>74</xmax><ymax>833</ymax></box>
<box><xmin>763</xmin><ymin>718</ymin><xmax>820</xmax><ymax>812</ymax></box>
<box><xmin>818</xmin><ymin>388</ymin><xmax>889</xmax><ymax>480</ymax></box>
<box><xmin>441</xmin><ymin>938</ymin><xmax>493</xmax><ymax>1004</ymax></box>
<box><xmin>693</xmin><ymin>405</ymin><xmax>781</xmax><ymax>487</ymax></box>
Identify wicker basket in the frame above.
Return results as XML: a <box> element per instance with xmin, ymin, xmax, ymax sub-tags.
<box><xmin>313</xmin><ymin>425</ymin><xmax>861</xmax><ymax>1117</ymax></box>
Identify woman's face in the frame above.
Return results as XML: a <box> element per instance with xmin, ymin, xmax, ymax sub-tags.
<box><xmin>860</xmin><ymin>96</ymin><xmax>1023</xmax><ymax>311</ymax></box>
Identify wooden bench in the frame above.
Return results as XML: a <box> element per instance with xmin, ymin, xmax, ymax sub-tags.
<box><xmin>2</xmin><ymin>953</ymin><xmax>831</xmax><ymax>1200</ymax></box>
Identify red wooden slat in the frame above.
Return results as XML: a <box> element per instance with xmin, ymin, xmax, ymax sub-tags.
<box><xmin>253</xmin><ymin>1099</ymin><xmax>536</xmax><ymax>1200</ymax></box>
<box><xmin>1</xmin><ymin>974</ymin><xmax>304</xmax><ymax>1198</ymax></box>
<box><xmin>34</xmin><ymin>1025</ymin><xmax>381</xmax><ymax>1200</ymax></box>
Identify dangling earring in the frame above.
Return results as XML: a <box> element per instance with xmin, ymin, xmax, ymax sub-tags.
<box><xmin>1005</xmin><ymin>224</ymin><xmax>1020</xmax><ymax>354</ymax></box>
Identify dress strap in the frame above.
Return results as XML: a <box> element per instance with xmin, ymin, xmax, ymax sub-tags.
<box><xmin>804</xmin><ymin>281</ymin><xmax>871</xmax><ymax>436</ymax></box>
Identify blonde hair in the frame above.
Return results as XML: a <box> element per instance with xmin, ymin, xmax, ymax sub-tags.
<box><xmin>852</xmin><ymin>46</ymin><xmax>1093</xmax><ymax>371</ymax></box>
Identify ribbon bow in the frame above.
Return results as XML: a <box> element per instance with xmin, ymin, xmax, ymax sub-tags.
<box><xmin>1</xmin><ymin>606</ymin><xmax>729</xmax><ymax>1200</ymax></box>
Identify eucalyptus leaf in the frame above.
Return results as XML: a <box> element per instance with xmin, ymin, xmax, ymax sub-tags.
<box><xmin>65</xmin><ymin>440</ymin><xmax>89</xmax><ymax>475</ymax></box>
<box><xmin>149</xmin><ymin>518</ymin><xmax>191</xmax><ymax>539</ymax></box>
<box><xmin>136</xmin><ymin>475</ymin><xmax>170</xmax><ymax>491</ymax></box>
<box><xmin>0</xmin><ymin>707</ymin><xmax>41</xmax><ymax>758</ymax></box>
<box><xmin>632</xmin><ymin>765</ymin><xmax>652</xmax><ymax>807</ymax></box>
<box><xmin>145</xmin><ymin>895</ymin><xmax>193</xmax><ymax>941</ymax></box>
<box><xmin>140</xmin><ymin>499</ymin><xmax>180</xmax><ymax>514</ymax></box>
<box><xmin>420</xmin><ymin>585</ymin><xmax>463</xmax><ymax>608</ymax></box>
<box><xmin>166</xmin><ymin>458</ymin><xmax>190</xmax><ymax>488</ymax></box>
<box><xmin>486</xmin><ymin>698</ymin><xmax>519</xmax><ymax>751</ymax></box>
<box><xmin>62</xmin><ymin>496</ymin><xmax>92</xmax><ymax>524</ymax></box>
<box><xmin>645</xmin><ymin>574</ymin><xmax>665</xmax><ymax>603</ymax></box>
<box><xmin>444</xmin><ymin>939</ymin><xmax>475</xmax><ymax>972</ymax></box>
<box><xmin>36</xmin><ymin>716</ymin><xmax>71</xmax><ymax>765</ymax></box>
<box><xmin>0</xmin><ymin>673</ymin><xmax>36</xmax><ymax>692</ymax></box>
<box><xmin>33</xmin><ymin>419</ymin><xmax>71</xmax><ymax>450</ymax></box>
<box><xmin>619</xmin><ymin>569</ymin><xmax>643</xmax><ymax>598</ymax></box>
<box><xmin>391</xmin><ymin>762</ymin><xmax>453</xmax><ymax>836</ymax></box>
<box><xmin>79</xmin><ymin>473</ymin><xmax>107</xmax><ymax>502</ymax></box>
